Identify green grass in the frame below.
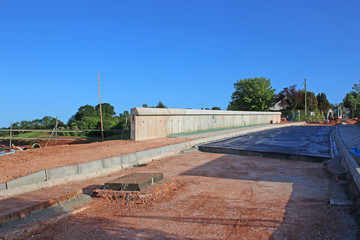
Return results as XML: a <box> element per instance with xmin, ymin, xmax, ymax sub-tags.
<box><xmin>12</xmin><ymin>131</ymin><xmax>48</xmax><ymax>138</ymax></box>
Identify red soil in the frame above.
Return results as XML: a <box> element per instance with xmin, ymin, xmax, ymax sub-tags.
<box><xmin>0</xmin><ymin>138</ymin><xmax>190</xmax><ymax>183</ymax></box>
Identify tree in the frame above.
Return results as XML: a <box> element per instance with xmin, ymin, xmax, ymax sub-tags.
<box><xmin>116</xmin><ymin>111</ymin><xmax>131</xmax><ymax>130</ymax></box>
<box><xmin>352</xmin><ymin>80</ymin><xmax>360</xmax><ymax>95</ymax></box>
<box><xmin>275</xmin><ymin>84</ymin><xmax>301</xmax><ymax>109</ymax></box>
<box><xmin>142</xmin><ymin>103</ymin><xmax>148</xmax><ymax>108</ymax></box>
<box><xmin>298</xmin><ymin>91</ymin><xmax>318</xmax><ymax>111</ymax></box>
<box><xmin>74</xmin><ymin>105</ymin><xmax>97</xmax><ymax>121</ymax></box>
<box><xmin>156</xmin><ymin>101</ymin><xmax>166</xmax><ymax>108</ymax></box>
<box><xmin>72</xmin><ymin>103</ymin><xmax>117</xmax><ymax>130</ymax></box>
<box><xmin>343</xmin><ymin>92</ymin><xmax>360</xmax><ymax>109</ymax></box>
<box><xmin>95</xmin><ymin>103</ymin><xmax>116</xmax><ymax>118</ymax></box>
<box><xmin>227</xmin><ymin>77</ymin><xmax>275</xmax><ymax>111</ymax></box>
<box><xmin>316</xmin><ymin>93</ymin><xmax>330</xmax><ymax>114</ymax></box>
<box><xmin>212</xmin><ymin>107</ymin><xmax>221</xmax><ymax>110</ymax></box>
<box><xmin>276</xmin><ymin>85</ymin><xmax>319</xmax><ymax>111</ymax></box>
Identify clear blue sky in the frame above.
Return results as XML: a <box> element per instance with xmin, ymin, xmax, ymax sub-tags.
<box><xmin>1</xmin><ymin>0</ymin><xmax>359</xmax><ymax>127</ymax></box>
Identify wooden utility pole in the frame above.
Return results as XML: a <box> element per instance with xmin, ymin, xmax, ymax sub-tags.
<box><xmin>304</xmin><ymin>78</ymin><xmax>307</xmax><ymax>121</ymax></box>
<box><xmin>55</xmin><ymin>116</ymin><xmax>58</xmax><ymax>145</ymax></box>
<box><xmin>98</xmin><ymin>72</ymin><xmax>104</xmax><ymax>140</ymax></box>
<box><xmin>9</xmin><ymin>122</ymin><xmax>12</xmax><ymax>150</ymax></box>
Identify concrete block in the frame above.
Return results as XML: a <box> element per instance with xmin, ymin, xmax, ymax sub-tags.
<box><xmin>0</xmin><ymin>182</ymin><xmax>6</xmax><ymax>190</ymax></box>
<box><xmin>104</xmin><ymin>173</ymin><xmax>164</xmax><ymax>191</ymax></box>
<box><xmin>77</xmin><ymin>159</ymin><xmax>103</xmax><ymax>174</ymax></box>
<box><xmin>6</xmin><ymin>170</ymin><xmax>46</xmax><ymax>189</ymax></box>
<box><xmin>102</xmin><ymin>156</ymin><xmax>122</xmax><ymax>168</ymax></box>
<box><xmin>46</xmin><ymin>165</ymin><xmax>79</xmax><ymax>180</ymax></box>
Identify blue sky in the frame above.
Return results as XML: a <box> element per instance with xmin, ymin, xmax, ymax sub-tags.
<box><xmin>1</xmin><ymin>0</ymin><xmax>359</xmax><ymax>127</ymax></box>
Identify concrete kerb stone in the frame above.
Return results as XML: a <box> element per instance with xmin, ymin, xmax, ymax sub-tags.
<box><xmin>6</xmin><ymin>171</ymin><xmax>47</xmax><ymax>189</ymax></box>
<box><xmin>334</xmin><ymin>125</ymin><xmax>360</xmax><ymax>192</ymax></box>
<box><xmin>122</xmin><ymin>153</ymin><xmax>136</xmax><ymax>165</ymax></box>
<box><xmin>102</xmin><ymin>156</ymin><xmax>122</xmax><ymax>168</ymax></box>
<box><xmin>0</xmin><ymin>183</ymin><xmax>6</xmax><ymax>191</ymax></box>
<box><xmin>77</xmin><ymin>160</ymin><xmax>104</xmax><ymax>175</ymax></box>
<box><xmin>46</xmin><ymin>165</ymin><xmax>79</xmax><ymax>181</ymax></box>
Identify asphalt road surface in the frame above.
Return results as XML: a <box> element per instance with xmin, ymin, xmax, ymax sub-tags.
<box><xmin>199</xmin><ymin>125</ymin><xmax>334</xmax><ymax>162</ymax></box>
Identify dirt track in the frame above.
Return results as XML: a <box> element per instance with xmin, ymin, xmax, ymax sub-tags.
<box><xmin>27</xmin><ymin>152</ymin><xmax>358</xmax><ymax>239</ymax></box>
<box><xmin>0</xmin><ymin>138</ymin><xmax>189</xmax><ymax>183</ymax></box>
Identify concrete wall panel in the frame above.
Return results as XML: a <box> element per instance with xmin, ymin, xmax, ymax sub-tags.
<box><xmin>131</xmin><ymin>108</ymin><xmax>281</xmax><ymax>140</ymax></box>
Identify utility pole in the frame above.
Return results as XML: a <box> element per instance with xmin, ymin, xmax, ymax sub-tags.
<box><xmin>9</xmin><ymin>122</ymin><xmax>12</xmax><ymax>150</ymax></box>
<box><xmin>98</xmin><ymin>72</ymin><xmax>104</xmax><ymax>141</ymax></box>
<box><xmin>304</xmin><ymin>78</ymin><xmax>307</xmax><ymax>121</ymax></box>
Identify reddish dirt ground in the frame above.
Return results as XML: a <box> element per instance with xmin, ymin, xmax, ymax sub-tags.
<box><xmin>305</xmin><ymin>119</ymin><xmax>358</xmax><ymax>126</ymax></box>
<box><xmin>0</xmin><ymin>138</ymin><xmax>190</xmax><ymax>183</ymax></box>
<box><xmin>25</xmin><ymin>152</ymin><xmax>357</xmax><ymax>239</ymax></box>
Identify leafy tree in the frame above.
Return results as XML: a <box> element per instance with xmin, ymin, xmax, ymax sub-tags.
<box><xmin>101</xmin><ymin>117</ymin><xmax>120</xmax><ymax>130</ymax></box>
<box><xmin>342</xmin><ymin>81</ymin><xmax>360</xmax><ymax>110</ymax></box>
<box><xmin>343</xmin><ymin>92</ymin><xmax>360</xmax><ymax>109</ymax></box>
<box><xmin>276</xmin><ymin>85</ymin><xmax>318</xmax><ymax>111</ymax></box>
<box><xmin>12</xmin><ymin>116</ymin><xmax>65</xmax><ymax>129</ymax></box>
<box><xmin>75</xmin><ymin>105</ymin><xmax>97</xmax><ymax>121</ymax></box>
<box><xmin>276</xmin><ymin>84</ymin><xmax>301</xmax><ymax>109</ymax></box>
<box><xmin>316</xmin><ymin>93</ymin><xmax>330</xmax><ymax>114</ymax></box>
<box><xmin>228</xmin><ymin>77</ymin><xmax>276</xmax><ymax>111</ymax></box>
<box><xmin>156</xmin><ymin>101</ymin><xmax>166</xmax><ymax>108</ymax></box>
<box><xmin>76</xmin><ymin>116</ymin><xmax>100</xmax><ymax>129</ymax></box>
<box><xmin>298</xmin><ymin>91</ymin><xmax>318</xmax><ymax>111</ymax></box>
<box><xmin>212</xmin><ymin>107</ymin><xmax>221</xmax><ymax>110</ymax></box>
<box><xmin>352</xmin><ymin>80</ymin><xmax>360</xmax><ymax>95</ymax></box>
<box><xmin>95</xmin><ymin>103</ymin><xmax>116</xmax><ymax>118</ymax></box>
<box><xmin>142</xmin><ymin>103</ymin><xmax>148</xmax><ymax>108</ymax></box>
<box><xmin>116</xmin><ymin>111</ymin><xmax>131</xmax><ymax>130</ymax></box>
<box><xmin>71</xmin><ymin>103</ymin><xmax>118</xmax><ymax>131</ymax></box>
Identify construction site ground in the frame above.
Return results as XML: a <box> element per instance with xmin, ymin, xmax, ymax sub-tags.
<box><xmin>16</xmin><ymin>151</ymin><xmax>358</xmax><ymax>239</ymax></box>
<box><xmin>0</xmin><ymin>122</ymin><xmax>299</xmax><ymax>183</ymax></box>
<box><xmin>0</xmin><ymin>138</ymin><xmax>189</xmax><ymax>183</ymax></box>
<box><xmin>1</xmin><ymin>123</ymin><xmax>359</xmax><ymax>239</ymax></box>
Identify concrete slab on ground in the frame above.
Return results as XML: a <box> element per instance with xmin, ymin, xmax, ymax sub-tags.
<box><xmin>104</xmin><ymin>173</ymin><xmax>164</xmax><ymax>191</ymax></box>
<box><xmin>199</xmin><ymin>125</ymin><xmax>333</xmax><ymax>161</ymax></box>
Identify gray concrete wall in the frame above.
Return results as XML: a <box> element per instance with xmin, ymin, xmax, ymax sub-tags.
<box><xmin>131</xmin><ymin>108</ymin><xmax>281</xmax><ymax>141</ymax></box>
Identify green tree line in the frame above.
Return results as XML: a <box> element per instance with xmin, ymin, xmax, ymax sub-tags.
<box><xmin>227</xmin><ymin>77</ymin><xmax>332</xmax><ymax>121</ymax></box>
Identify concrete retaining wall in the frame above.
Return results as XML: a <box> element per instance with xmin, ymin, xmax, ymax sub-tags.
<box><xmin>131</xmin><ymin>108</ymin><xmax>281</xmax><ymax>141</ymax></box>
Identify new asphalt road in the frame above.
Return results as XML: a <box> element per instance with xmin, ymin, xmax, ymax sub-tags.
<box><xmin>199</xmin><ymin>125</ymin><xmax>334</xmax><ymax>162</ymax></box>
